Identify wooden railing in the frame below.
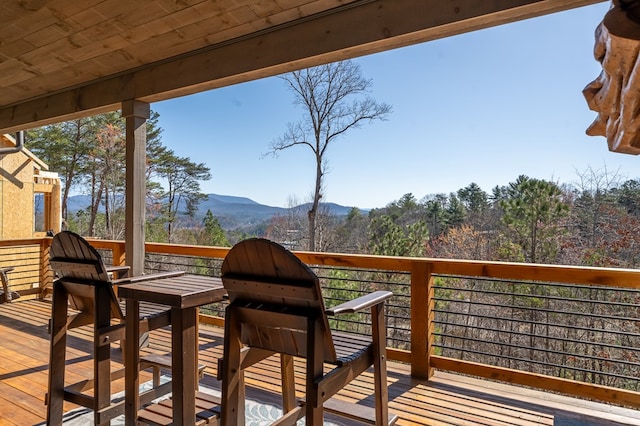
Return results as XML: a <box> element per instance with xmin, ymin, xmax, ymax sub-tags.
<box><xmin>0</xmin><ymin>238</ymin><xmax>54</xmax><ymax>299</ymax></box>
<box><xmin>4</xmin><ymin>237</ymin><xmax>639</xmax><ymax>409</ymax></box>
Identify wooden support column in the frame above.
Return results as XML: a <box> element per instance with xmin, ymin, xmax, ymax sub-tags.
<box><xmin>122</xmin><ymin>100</ymin><xmax>150</xmax><ymax>276</ymax></box>
<box><xmin>51</xmin><ymin>182</ymin><xmax>61</xmax><ymax>233</ymax></box>
<box><xmin>40</xmin><ymin>239</ymin><xmax>53</xmax><ymax>299</ymax></box>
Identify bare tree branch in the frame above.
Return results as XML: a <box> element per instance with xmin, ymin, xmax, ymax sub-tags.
<box><xmin>267</xmin><ymin>60</ymin><xmax>392</xmax><ymax>250</ymax></box>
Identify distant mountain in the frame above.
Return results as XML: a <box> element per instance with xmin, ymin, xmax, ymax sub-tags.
<box><xmin>65</xmin><ymin>193</ymin><xmax>358</xmax><ymax>230</ymax></box>
<box><xmin>66</xmin><ymin>194</ymin><xmax>93</xmax><ymax>213</ymax></box>
<box><xmin>296</xmin><ymin>202</ymin><xmax>355</xmax><ymax>217</ymax></box>
<box><xmin>205</xmin><ymin>194</ymin><xmax>261</xmax><ymax>205</ymax></box>
<box><xmin>197</xmin><ymin>194</ymin><xmax>285</xmax><ymax>219</ymax></box>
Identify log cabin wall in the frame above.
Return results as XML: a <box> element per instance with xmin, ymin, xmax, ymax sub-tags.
<box><xmin>0</xmin><ymin>134</ymin><xmax>61</xmax><ymax>238</ymax></box>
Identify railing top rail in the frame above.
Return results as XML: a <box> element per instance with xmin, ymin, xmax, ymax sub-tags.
<box><xmin>293</xmin><ymin>251</ymin><xmax>640</xmax><ymax>289</ymax></box>
<box><xmin>0</xmin><ymin>238</ymin><xmax>51</xmax><ymax>246</ymax></box>
<box><xmin>8</xmin><ymin>237</ymin><xmax>637</xmax><ymax>290</ymax></box>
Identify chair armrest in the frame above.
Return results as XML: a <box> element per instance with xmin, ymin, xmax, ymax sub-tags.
<box><xmin>326</xmin><ymin>290</ymin><xmax>393</xmax><ymax>316</ymax></box>
<box><xmin>106</xmin><ymin>265</ymin><xmax>130</xmax><ymax>279</ymax></box>
<box><xmin>113</xmin><ymin>270</ymin><xmax>185</xmax><ymax>285</ymax></box>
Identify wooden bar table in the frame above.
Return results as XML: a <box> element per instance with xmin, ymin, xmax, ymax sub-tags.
<box><xmin>119</xmin><ymin>274</ymin><xmax>226</xmax><ymax>425</ymax></box>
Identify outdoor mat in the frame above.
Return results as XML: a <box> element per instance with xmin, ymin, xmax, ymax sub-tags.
<box><xmin>38</xmin><ymin>377</ymin><xmax>348</xmax><ymax>426</ymax></box>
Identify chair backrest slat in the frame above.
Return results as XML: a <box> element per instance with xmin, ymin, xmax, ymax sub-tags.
<box><xmin>222</xmin><ymin>277</ymin><xmax>320</xmax><ymax>302</ymax></box>
<box><xmin>50</xmin><ymin>231</ymin><xmax>123</xmax><ymax>320</ymax></box>
<box><xmin>222</xmin><ymin>238</ymin><xmax>337</xmax><ymax>362</ymax></box>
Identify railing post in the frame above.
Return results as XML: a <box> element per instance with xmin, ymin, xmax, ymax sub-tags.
<box><xmin>410</xmin><ymin>261</ymin><xmax>432</xmax><ymax>379</ymax></box>
<box><xmin>40</xmin><ymin>237</ymin><xmax>53</xmax><ymax>299</ymax></box>
<box><xmin>112</xmin><ymin>243</ymin><xmax>126</xmax><ymax>267</ymax></box>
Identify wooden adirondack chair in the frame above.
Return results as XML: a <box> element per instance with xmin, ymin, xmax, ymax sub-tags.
<box><xmin>220</xmin><ymin>238</ymin><xmax>397</xmax><ymax>426</ymax></box>
<box><xmin>46</xmin><ymin>231</ymin><xmax>183</xmax><ymax>426</ymax></box>
<box><xmin>0</xmin><ymin>267</ymin><xmax>19</xmax><ymax>303</ymax></box>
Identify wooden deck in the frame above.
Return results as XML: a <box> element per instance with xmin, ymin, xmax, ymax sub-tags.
<box><xmin>1</xmin><ymin>299</ymin><xmax>639</xmax><ymax>426</ymax></box>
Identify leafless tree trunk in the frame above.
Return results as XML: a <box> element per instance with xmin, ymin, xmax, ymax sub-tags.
<box><xmin>267</xmin><ymin>60</ymin><xmax>391</xmax><ymax>251</ymax></box>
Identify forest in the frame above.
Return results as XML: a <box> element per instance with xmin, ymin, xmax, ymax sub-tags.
<box><xmin>268</xmin><ymin>170</ymin><xmax>640</xmax><ymax>270</ymax></box>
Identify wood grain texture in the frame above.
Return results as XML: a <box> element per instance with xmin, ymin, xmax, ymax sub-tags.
<box><xmin>0</xmin><ymin>0</ymin><xmax>603</xmax><ymax>133</ymax></box>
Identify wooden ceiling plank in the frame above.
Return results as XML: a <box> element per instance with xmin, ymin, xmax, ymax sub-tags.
<box><xmin>64</xmin><ymin>33</ymin><xmax>132</xmax><ymax>63</ymax></box>
<box><xmin>225</xmin><ymin>6</ymin><xmax>262</xmax><ymax>26</ymax></box>
<box><xmin>73</xmin><ymin>18</ymin><xmax>128</xmax><ymax>43</ymax></box>
<box><xmin>153</xmin><ymin>0</ymin><xmax>212</xmax><ymax>14</ymax></box>
<box><xmin>0</xmin><ymin>60</ymin><xmax>35</xmax><ymax>86</ymax></box>
<box><xmin>89</xmin><ymin>0</ymin><xmax>139</xmax><ymax>21</ymax></box>
<box><xmin>17</xmin><ymin>34</ymin><xmax>118</xmax><ymax>77</ymax></box>
<box><xmin>108</xmin><ymin>0</ymin><xmax>295</xmax><ymax>65</ymax></box>
<box><xmin>195</xmin><ymin>5</ymin><xmax>241</xmax><ymax>28</ymax></box>
<box><xmin>247</xmin><ymin>2</ymin><xmax>287</xmax><ymax>17</ymax></box>
<box><xmin>22</xmin><ymin>22</ymin><xmax>73</xmax><ymax>48</ymax></box>
<box><xmin>0</xmin><ymin>0</ymin><xmax>605</xmax><ymax>133</ymax></box>
<box><xmin>246</xmin><ymin>5</ymin><xmax>330</xmax><ymax>32</ymax></box>
<box><xmin>0</xmin><ymin>0</ymin><xmax>60</xmax><ymax>21</ymax></box>
<box><xmin>119</xmin><ymin>16</ymin><xmax>249</xmax><ymax>63</ymax></box>
<box><xmin>160</xmin><ymin>0</ymin><xmax>250</xmax><ymax>31</ymax></box>
<box><xmin>0</xmin><ymin>39</ymin><xmax>37</xmax><ymax>63</ymax></box>
<box><xmin>68</xmin><ymin>3</ymin><xmax>115</xmax><ymax>29</ymax></box>
<box><xmin>47</xmin><ymin>0</ymin><xmax>106</xmax><ymax>17</ymax></box>
<box><xmin>0</xmin><ymin>7</ymin><xmax>58</xmax><ymax>44</ymax></box>
<box><xmin>7</xmin><ymin>0</ymin><xmax>103</xmax><ymax>43</ymax></box>
<box><xmin>297</xmin><ymin>0</ymin><xmax>355</xmax><ymax>16</ymax></box>
<box><xmin>116</xmin><ymin>3</ymin><xmax>172</xmax><ymax>29</ymax></box>
<box><xmin>190</xmin><ymin>0</ymin><xmax>231</xmax><ymax>19</ymax></box>
<box><xmin>132</xmin><ymin>21</ymin><xmax>174</xmax><ymax>43</ymax></box>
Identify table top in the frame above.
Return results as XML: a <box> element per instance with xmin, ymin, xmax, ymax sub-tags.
<box><xmin>118</xmin><ymin>274</ymin><xmax>225</xmax><ymax>308</ymax></box>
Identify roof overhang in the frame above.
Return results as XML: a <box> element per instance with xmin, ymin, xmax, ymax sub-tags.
<box><xmin>0</xmin><ymin>0</ymin><xmax>605</xmax><ymax>134</ymax></box>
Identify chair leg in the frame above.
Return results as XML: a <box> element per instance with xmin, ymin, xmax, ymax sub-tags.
<box><xmin>221</xmin><ymin>307</ymin><xmax>244</xmax><ymax>426</ymax></box>
<box><xmin>0</xmin><ymin>268</ymin><xmax>10</xmax><ymax>303</ymax></box>
<box><xmin>94</xmin><ymin>285</ymin><xmax>114</xmax><ymax>426</ymax></box>
<box><xmin>306</xmin><ymin>317</ymin><xmax>324</xmax><ymax>426</ymax></box>
<box><xmin>281</xmin><ymin>354</ymin><xmax>296</xmax><ymax>413</ymax></box>
<box><xmin>372</xmin><ymin>303</ymin><xmax>390</xmax><ymax>425</ymax></box>
<box><xmin>47</xmin><ymin>282</ymin><xmax>69</xmax><ymax>425</ymax></box>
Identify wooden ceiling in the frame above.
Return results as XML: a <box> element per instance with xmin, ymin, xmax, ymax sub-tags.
<box><xmin>0</xmin><ymin>0</ymin><xmax>605</xmax><ymax>134</ymax></box>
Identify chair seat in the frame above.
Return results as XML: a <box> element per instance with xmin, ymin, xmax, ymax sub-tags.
<box><xmin>333</xmin><ymin>331</ymin><xmax>372</xmax><ymax>366</ymax></box>
<box><xmin>136</xmin><ymin>391</ymin><xmax>220</xmax><ymax>425</ymax></box>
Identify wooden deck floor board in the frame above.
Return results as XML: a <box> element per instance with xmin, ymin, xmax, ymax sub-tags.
<box><xmin>1</xmin><ymin>300</ymin><xmax>639</xmax><ymax>425</ymax></box>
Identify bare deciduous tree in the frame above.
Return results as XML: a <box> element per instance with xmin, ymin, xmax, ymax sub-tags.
<box><xmin>268</xmin><ymin>60</ymin><xmax>391</xmax><ymax>251</ymax></box>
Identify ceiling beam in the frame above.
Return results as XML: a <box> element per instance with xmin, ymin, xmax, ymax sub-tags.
<box><xmin>0</xmin><ymin>0</ymin><xmax>605</xmax><ymax>133</ymax></box>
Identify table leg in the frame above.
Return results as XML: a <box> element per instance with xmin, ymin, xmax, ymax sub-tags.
<box><xmin>172</xmin><ymin>306</ymin><xmax>197</xmax><ymax>424</ymax></box>
<box><xmin>125</xmin><ymin>299</ymin><xmax>141</xmax><ymax>424</ymax></box>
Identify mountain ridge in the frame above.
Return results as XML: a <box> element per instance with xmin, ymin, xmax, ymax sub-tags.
<box><xmin>65</xmin><ymin>193</ymin><xmax>360</xmax><ymax>230</ymax></box>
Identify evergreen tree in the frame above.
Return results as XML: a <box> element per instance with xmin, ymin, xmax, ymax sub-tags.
<box><xmin>499</xmin><ymin>175</ymin><xmax>569</xmax><ymax>263</ymax></box>
<box><xmin>150</xmin><ymin>150</ymin><xmax>211</xmax><ymax>242</ymax></box>
<box><xmin>202</xmin><ymin>210</ymin><xmax>229</xmax><ymax>246</ymax></box>
<box><xmin>458</xmin><ymin>182</ymin><xmax>489</xmax><ymax>229</ymax></box>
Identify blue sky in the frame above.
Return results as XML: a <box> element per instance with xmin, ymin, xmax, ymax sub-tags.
<box><xmin>153</xmin><ymin>2</ymin><xmax>636</xmax><ymax>209</ymax></box>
